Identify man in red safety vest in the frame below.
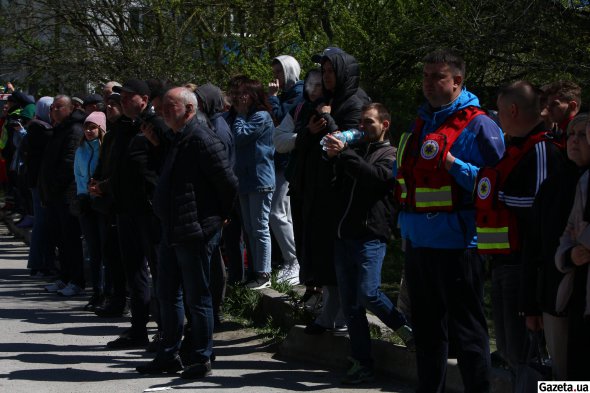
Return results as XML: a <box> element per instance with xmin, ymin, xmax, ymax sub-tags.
<box><xmin>394</xmin><ymin>49</ymin><xmax>505</xmax><ymax>393</ymax></box>
<box><xmin>475</xmin><ymin>80</ymin><xmax>566</xmax><ymax>375</ymax></box>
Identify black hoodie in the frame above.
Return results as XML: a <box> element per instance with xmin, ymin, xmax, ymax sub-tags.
<box><xmin>320</xmin><ymin>51</ymin><xmax>369</xmax><ymax>131</ymax></box>
<box><xmin>195</xmin><ymin>83</ymin><xmax>235</xmax><ymax>168</ymax></box>
<box><xmin>37</xmin><ymin>110</ymin><xmax>85</xmax><ymax>204</ymax></box>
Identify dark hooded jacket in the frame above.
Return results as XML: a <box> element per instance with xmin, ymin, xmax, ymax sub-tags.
<box><xmin>21</xmin><ymin>119</ymin><xmax>53</xmax><ymax>188</ymax></box>
<box><xmin>37</xmin><ymin>110</ymin><xmax>85</xmax><ymax>204</ymax></box>
<box><xmin>294</xmin><ymin>51</ymin><xmax>370</xmax><ymax>286</ymax></box>
<box><xmin>196</xmin><ymin>83</ymin><xmax>235</xmax><ymax>168</ymax></box>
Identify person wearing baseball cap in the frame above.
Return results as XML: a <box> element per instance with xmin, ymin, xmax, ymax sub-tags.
<box><xmin>98</xmin><ymin>78</ymin><xmax>168</xmax><ymax>350</ymax></box>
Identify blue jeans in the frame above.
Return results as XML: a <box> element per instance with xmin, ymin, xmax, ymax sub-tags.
<box><xmin>157</xmin><ymin>231</ymin><xmax>220</xmax><ymax>364</ymax></box>
<box><xmin>334</xmin><ymin>237</ymin><xmax>407</xmax><ymax>367</ymax></box>
<box><xmin>239</xmin><ymin>191</ymin><xmax>273</xmax><ymax>274</ymax></box>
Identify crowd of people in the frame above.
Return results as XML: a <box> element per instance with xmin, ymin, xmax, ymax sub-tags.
<box><xmin>0</xmin><ymin>47</ymin><xmax>588</xmax><ymax>389</ymax></box>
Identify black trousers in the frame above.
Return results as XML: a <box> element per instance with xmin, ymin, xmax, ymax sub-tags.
<box><xmin>116</xmin><ymin>213</ymin><xmax>159</xmax><ymax>337</ymax></box>
<box><xmin>405</xmin><ymin>242</ymin><xmax>490</xmax><ymax>393</ymax></box>
<box><xmin>100</xmin><ymin>214</ymin><xmax>126</xmax><ymax>299</ymax></box>
<box><xmin>47</xmin><ymin>198</ymin><xmax>84</xmax><ymax>287</ymax></box>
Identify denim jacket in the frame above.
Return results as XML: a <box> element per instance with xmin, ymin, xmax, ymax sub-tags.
<box><xmin>232</xmin><ymin>110</ymin><xmax>275</xmax><ymax>193</ymax></box>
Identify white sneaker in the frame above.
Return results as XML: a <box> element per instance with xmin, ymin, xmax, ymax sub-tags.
<box><xmin>57</xmin><ymin>283</ymin><xmax>85</xmax><ymax>297</ymax></box>
<box><xmin>45</xmin><ymin>279</ymin><xmax>66</xmax><ymax>292</ymax></box>
<box><xmin>277</xmin><ymin>263</ymin><xmax>300</xmax><ymax>285</ymax></box>
<box><xmin>245</xmin><ymin>274</ymin><xmax>271</xmax><ymax>290</ymax></box>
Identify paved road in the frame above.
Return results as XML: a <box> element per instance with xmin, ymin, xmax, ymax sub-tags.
<box><xmin>0</xmin><ymin>223</ymin><xmax>410</xmax><ymax>393</ymax></box>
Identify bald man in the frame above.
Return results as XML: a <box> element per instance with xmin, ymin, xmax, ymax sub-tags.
<box><xmin>476</xmin><ymin>81</ymin><xmax>566</xmax><ymax>373</ymax></box>
<box><xmin>136</xmin><ymin>87</ymin><xmax>237</xmax><ymax>379</ymax></box>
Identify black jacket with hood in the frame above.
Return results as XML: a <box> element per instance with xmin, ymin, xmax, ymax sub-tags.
<box><xmin>333</xmin><ymin>141</ymin><xmax>397</xmax><ymax>242</ymax></box>
<box><xmin>195</xmin><ymin>83</ymin><xmax>235</xmax><ymax>168</ymax></box>
<box><xmin>294</xmin><ymin>50</ymin><xmax>370</xmax><ymax>286</ymax></box>
<box><xmin>37</xmin><ymin>110</ymin><xmax>85</xmax><ymax>204</ymax></box>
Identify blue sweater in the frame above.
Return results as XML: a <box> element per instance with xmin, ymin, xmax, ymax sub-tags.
<box><xmin>74</xmin><ymin>138</ymin><xmax>100</xmax><ymax>196</ymax></box>
<box><xmin>394</xmin><ymin>88</ymin><xmax>505</xmax><ymax>249</ymax></box>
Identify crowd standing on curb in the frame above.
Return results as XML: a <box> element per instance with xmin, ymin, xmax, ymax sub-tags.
<box><xmin>0</xmin><ymin>47</ymin><xmax>589</xmax><ymax>390</ymax></box>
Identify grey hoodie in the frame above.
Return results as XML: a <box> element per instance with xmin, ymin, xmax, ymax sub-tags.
<box><xmin>273</xmin><ymin>55</ymin><xmax>301</xmax><ymax>91</ymax></box>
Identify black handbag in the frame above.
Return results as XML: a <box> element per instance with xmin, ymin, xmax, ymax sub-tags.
<box><xmin>69</xmin><ymin>194</ymin><xmax>91</xmax><ymax>217</ymax></box>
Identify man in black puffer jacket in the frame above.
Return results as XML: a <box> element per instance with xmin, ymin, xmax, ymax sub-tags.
<box><xmin>136</xmin><ymin>87</ymin><xmax>237</xmax><ymax>379</ymax></box>
<box><xmin>94</xmin><ymin>79</ymin><xmax>169</xmax><ymax>349</ymax></box>
<box><xmin>38</xmin><ymin>95</ymin><xmax>85</xmax><ymax>296</ymax></box>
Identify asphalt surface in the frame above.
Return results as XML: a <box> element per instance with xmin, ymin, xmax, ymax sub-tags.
<box><xmin>0</xmin><ymin>223</ymin><xmax>411</xmax><ymax>393</ymax></box>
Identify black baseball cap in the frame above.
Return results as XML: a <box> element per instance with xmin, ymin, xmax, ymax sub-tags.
<box><xmin>311</xmin><ymin>46</ymin><xmax>344</xmax><ymax>63</ymax></box>
<box><xmin>83</xmin><ymin>93</ymin><xmax>103</xmax><ymax>106</ymax></box>
<box><xmin>113</xmin><ymin>79</ymin><xmax>151</xmax><ymax>97</ymax></box>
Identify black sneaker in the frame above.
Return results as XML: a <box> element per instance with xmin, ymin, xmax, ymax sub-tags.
<box><xmin>245</xmin><ymin>273</ymin><xmax>271</xmax><ymax>290</ymax></box>
<box><xmin>84</xmin><ymin>294</ymin><xmax>103</xmax><ymax>312</ymax></box>
<box><xmin>342</xmin><ymin>357</ymin><xmax>375</xmax><ymax>385</ymax></box>
<box><xmin>106</xmin><ymin>334</ymin><xmax>148</xmax><ymax>349</ymax></box>
<box><xmin>136</xmin><ymin>355</ymin><xmax>183</xmax><ymax>374</ymax></box>
<box><xmin>95</xmin><ymin>297</ymin><xmax>129</xmax><ymax>318</ymax></box>
<box><xmin>180</xmin><ymin>360</ymin><xmax>212</xmax><ymax>379</ymax></box>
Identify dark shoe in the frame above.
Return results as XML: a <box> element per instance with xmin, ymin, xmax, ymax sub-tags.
<box><xmin>95</xmin><ymin>298</ymin><xmax>129</xmax><ymax>318</ymax></box>
<box><xmin>395</xmin><ymin>324</ymin><xmax>416</xmax><ymax>352</ymax></box>
<box><xmin>180</xmin><ymin>360</ymin><xmax>212</xmax><ymax>379</ymax></box>
<box><xmin>146</xmin><ymin>331</ymin><xmax>162</xmax><ymax>353</ymax></box>
<box><xmin>136</xmin><ymin>356</ymin><xmax>183</xmax><ymax>374</ymax></box>
<box><xmin>328</xmin><ymin>325</ymin><xmax>348</xmax><ymax>336</ymax></box>
<box><xmin>342</xmin><ymin>357</ymin><xmax>375</xmax><ymax>385</ymax></box>
<box><xmin>245</xmin><ymin>273</ymin><xmax>271</xmax><ymax>290</ymax></box>
<box><xmin>84</xmin><ymin>294</ymin><xmax>103</xmax><ymax>312</ymax></box>
<box><xmin>304</xmin><ymin>322</ymin><xmax>327</xmax><ymax>335</ymax></box>
<box><xmin>106</xmin><ymin>334</ymin><xmax>148</xmax><ymax>349</ymax></box>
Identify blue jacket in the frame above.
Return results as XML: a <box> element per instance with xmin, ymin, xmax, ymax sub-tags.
<box><xmin>232</xmin><ymin>110</ymin><xmax>275</xmax><ymax>193</ymax></box>
<box><xmin>74</xmin><ymin>138</ymin><xmax>100</xmax><ymax>196</ymax></box>
<box><xmin>394</xmin><ymin>88</ymin><xmax>505</xmax><ymax>249</ymax></box>
<box><xmin>269</xmin><ymin>81</ymin><xmax>304</xmax><ymax>123</ymax></box>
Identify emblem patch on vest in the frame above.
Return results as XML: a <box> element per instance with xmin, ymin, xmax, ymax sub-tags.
<box><xmin>420</xmin><ymin>140</ymin><xmax>439</xmax><ymax>160</ymax></box>
<box><xmin>477</xmin><ymin>177</ymin><xmax>491</xmax><ymax>200</ymax></box>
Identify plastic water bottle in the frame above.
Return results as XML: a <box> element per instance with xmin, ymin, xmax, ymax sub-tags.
<box><xmin>320</xmin><ymin>129</ymin><xmax>365</xmax><ymax>150</ymax></box>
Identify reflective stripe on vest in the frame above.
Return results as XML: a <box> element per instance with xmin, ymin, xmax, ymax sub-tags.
<box><xmin>414</xmin><ymin>186</ymin><xmax>452</xmax><ymax>208</ymax></box>
<box><xmin>397</xmin><ymin>132</ymin><xmax>412</xmax><ymax>169</ymax></box>
<box><xmin>477</xmin><ymin>227</ymin><xmax>510</xmax><ymax>250</ymax></box>
<box><xmin>398</xmin><ymin>178</ymin><xmax>407</xmax><ymax>199</ymax></box>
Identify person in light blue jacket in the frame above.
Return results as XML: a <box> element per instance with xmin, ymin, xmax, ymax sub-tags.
<box><xmin>74</xmin><ymin>111</ymin><xmax>106</xmax><ymax>306</ymax></box>
<box><xmin>230</xmin><ymin>78</ymin><xmax>276</xmax><ymax>290</ymax></box>
<box><xmin>394</xmin><ymin>49</ymin><xmax>505</xmax><ymax>392</ymax></box>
